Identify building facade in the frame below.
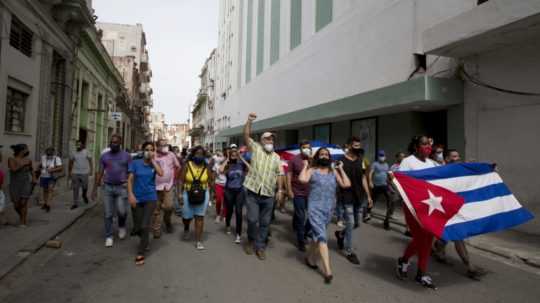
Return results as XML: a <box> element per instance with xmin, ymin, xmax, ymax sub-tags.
<box><xmin>165</xmin><ymin>123</ymin><xmax>190</xmax><ymax>150</ymax></box>
<box><xmin>215</xmin><ymin>0</ymin><xmax>540</xmax><ymax>233</ymax></box>
<box><xmin>0</xmin><ymin>0</ymin><xmax>93</xmax><ymax>162</ymax></box>
<box><xmin>97</xmin><ymin>22</ymin><xmax>154</xmax><ymax>146</ymax></box>
<box><xmin>149</xmin><ymin>112</ymin><xmax>166</xmax><ymax>142</ymax></box>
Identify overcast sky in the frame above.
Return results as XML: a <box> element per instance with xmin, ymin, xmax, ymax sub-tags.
<box><xmin>93</xmin><ymin>0</ymin><xmax>218</xmax><ymax>124</ymax></box>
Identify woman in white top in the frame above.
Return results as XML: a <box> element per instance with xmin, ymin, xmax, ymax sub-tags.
<box><xmin>39</xmin><ymin>147</ymin><xmax>63</xmax><ymax>212</ymax></box>
<box><xmin>395</xmin><ymin>135</ymin><xmax>439</xmax><ymax>290</ymax></box>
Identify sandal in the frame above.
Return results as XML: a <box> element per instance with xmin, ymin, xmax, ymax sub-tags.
<box><xmin>135</xmin><ymin>255</ymin><xmax>145</xmax><ymax>266</ymax></box>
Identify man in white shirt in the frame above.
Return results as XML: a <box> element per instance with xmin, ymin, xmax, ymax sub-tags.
<box><xmin>69</xmin><ymin>141</ymin><xmax>93</xmax><ymax>209</ymax></box>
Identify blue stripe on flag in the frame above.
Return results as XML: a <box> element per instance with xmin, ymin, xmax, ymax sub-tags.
<box><xmin>442</xmin><ymin>207</ymin><xmax>534</xmax><ymax>241</ymax></box>
<box><xmin>458</xmin><ymin>183</ymin><xmax>513</xmax><ymax>204</ymax></box>
<box><xmin>403</xmin><ymin>163</ymin><xmax>495</xmax><ymax>181</ymax></box>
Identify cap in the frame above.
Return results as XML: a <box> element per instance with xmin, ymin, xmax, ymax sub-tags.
<box><xmin>230</xmin><ymin>144</ymin><xmax>238</xmax><ymax>149</ymax></box>
<box><xmin>377</xmin><ymin>150</ymin><xmax>386</xmax><ymax>156</ymax></box>
<box><xmin>261</xmin><ymin>132</ymin><xmax>274</xmax><ymax>140</ymax></box>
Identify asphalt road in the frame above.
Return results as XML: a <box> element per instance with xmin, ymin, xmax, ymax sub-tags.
<box><xmin>1</xmin><ymin>203</ymin><xmax>539</xmax><ymax>303</ymax></box>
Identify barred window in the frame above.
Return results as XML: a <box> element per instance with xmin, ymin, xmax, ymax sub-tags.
<box><xmin>5</xmin><ymin>87</ymin><xmax>28</xmax><ymax>133</ymax></box>
<box><xmin>9</xmin><ymin>16</ymin><xmax>33</xmax><ymax>57</ymax></box>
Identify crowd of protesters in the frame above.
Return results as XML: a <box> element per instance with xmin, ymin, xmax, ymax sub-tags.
<box><xmin>0</xmin><ymin>112</ymin><xmax>486</xmax><ymax>288</ymax></box>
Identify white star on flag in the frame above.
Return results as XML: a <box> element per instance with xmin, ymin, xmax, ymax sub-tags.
<box><xmin>421</xmin><ymin>190</ymin><xmax>445</xmax><ymax>216</ymax></box>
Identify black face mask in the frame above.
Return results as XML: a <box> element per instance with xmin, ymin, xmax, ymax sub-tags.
<box><xmin>317</xmin><ymin>158</ymin><xmax>331</xmax><ymax>167</ymax></box>
<box><xmin>110</xmin><ymin>144</ymin><xmax>121</xmax><ymax>153</ymax></box>
<box><xmin>23</xmin><ymin>151</ymin><xmax>30</xmax><ymax>157</ymax></box>
<box><xmin>351</xmin><ymin>148</ymin><xmax>364</xmax><ymax>156</ymax></box>
<box><xmin>230</xmin><ymin>159</ymin><xmax>238</xmax><ymax>164</ymax></box>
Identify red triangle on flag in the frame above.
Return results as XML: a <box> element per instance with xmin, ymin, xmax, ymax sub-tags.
<box><xmin>393</xmin><ymin>173</ymin><xmax>465</xmax><ymax>238</ymax></box>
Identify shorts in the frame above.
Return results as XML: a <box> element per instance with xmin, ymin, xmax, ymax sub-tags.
<box><xmin>182</xmin><ymin>190</ymin><xmax>209</xmax><ymax>219</ymax></box>
<box><xmin>40</xmin><ymin>177</ymin><xmax>56</xmax><ymax>189</ymax></box>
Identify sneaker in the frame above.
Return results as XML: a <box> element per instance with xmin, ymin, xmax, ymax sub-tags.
<box><xmin>182</xmin><ymin>231</ymin><xmax>190</xmax><ymax>241</ymax></box>
<box><xmin>362</xmin><ymin>214</ymin><xmax>371</xmax><ymax>223</ymax></box>
<box><xmin>196</xmin><ymin>242</ymin><xmax>205</xmax><ymax>250</ymax></box>
<box><xmin>404</xmin><ymin>230</ymin><xmax>412</xmax><ymax>237</ymax></box>
<box><xmin>105</xmin><ymin>237</ymin><xmax>113</xmax><ymax>247</ymax></box>
<box><xmin>383</xmin><ymin>219</ymin><xmax>390</xmax><ymax>230</ymax></box>
<box><xmin>416</xmin><ymin>274</ymin><xmax>437</xmax><ymax>290</ymax></box>
<box><xmin>215</xmin><ymin>216</ymin><xmax>221</xmax><ymax>224</ymax></box>
<box><xmin>335</xmin><ymin>231</ymin><xmax>344</xmax><ymax>251</ymax></box>
<box><xmin>118</xmin><ymin>228</ymin><xmax>127</xmax><ymax>240</ymax></box>
<box><xmin>345</xmin><ymin>252</ymin><xmax>360</xmax><ymax>265</ymax></box>
<box><xmin>225</xmin><ymin>227</ymin><xmax>232</xmax><ymax>235</ymax></box>
<box><xmin>234</xmin><ymin>235</ymin><xmax>241</xmax><ymax>244</ymax></box>
<box><xmin>70</xmin><ymin>205</ymin><xmax>78</xmax><ymax>210</ymax></box>
<box><xmin>298</xmin><ymin>242</ymin><xmax>306</xmax><ymax>252</ymax></box>
<box><xmin>244</xmin><ymin>241</ymin><xmax>254</xmax><ymax>255</ymax></box>
<box><xmin>165</xmin><ymin>223</ymin><xmax>173</xmax><ymax>234</ymax></box>
<box><xmin>255</xmin><ymin>249</ymin><xmax>266</xmax><ymax>260</ymax></box>
<box><xmin>396</xmin><ymin>258</ymin><xmax>409</xmax><ymax>280</ymax></box>
<box><xmin>83</xmin><ymin>196</ymin><xmax>89</xmax><ymax>204</ymax></box>
<box><xmin>336</xmin><ymin>220</ymin><xmax>345</xmax><ymax>229</ymax></box>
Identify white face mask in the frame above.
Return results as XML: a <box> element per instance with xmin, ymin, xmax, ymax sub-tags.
<box><xmin>378</xmin><ymin>156</ymin><xmax>386</xmax><ymax>162</ymax></box>
<box><xmin>144</xmin><ymin>151</ymin><xmax>152</xmax><ymax>159</ymax></box>
<box><xmin>301</xmin><ymin>148</ymin><xmax>311</xmax><ymax>157</ymax></box>
<box><xmin>264</xmin><ymin>144</ymin><xmax>274</xmax><ymax>153</ymax></box>
<box><xmin>435</xmin><ymin>152</ymin><xmax>444</xmax><ymax>161</ymax></box>
<box><xmin>160</xmin><ymin>146</ymin><xmax>169</xmax><ymax>153</ymax></box>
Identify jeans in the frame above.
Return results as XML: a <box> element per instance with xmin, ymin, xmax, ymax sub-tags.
<box><xmin>246</xmin><ymin>190</ymin><xmax>274</xmax><ymax>250</ymax></box>
<box><xmin>152</xmin><ymin>190</ymin><xmax>173</xmax><ymax>236</ymax></box>
<box><xmin>173</xmin><ymin>187</ymin><xmax>183</xmax><ymax>216</ymax></box>
<box><xmin>225</xmin><ymin>187</ymin><xmax>245</xmax><ymax>236</ymax></box>
<box><xmin>292</xmin><ymin>196</ymin><xmax>309</xmax><ymax>245</ymax></box>
<box><xmin>372</xmin><ymin>185</ymin><xmax>393</xmax><ymax>221</ymax></box>
<box><xmin>133</xmin><ymin>202</ymin><xmax>156</xmax><ymax>255</ymax></box>
<box><xmin>103</xmin><ymin>184</ymin><xmax>128</xmax><ymax>238</ymax></box>
<box><xmin>72</xmin><ymin>174</ymin><xmax>89</xmax><ymax>205</ymax></box>
<box><xmin>343</xmin><ymin>203</ymin><xmax>355</xmax><ymax>253</ymax></box>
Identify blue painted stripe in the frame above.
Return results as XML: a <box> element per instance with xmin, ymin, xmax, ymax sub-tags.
<box><xmin>458</xmin><ymin>183</ymin><xmax>512</xmax><ymax>204</ymax></box>
<box><xmin>442</xmin><ymin>207</ymin><xmax>534</xmax><ymax>241</ymax></box>
<box><xmin>403</xmin><ymin>163</ymin><xmax>495</xmax><ymax>180</ymax></box>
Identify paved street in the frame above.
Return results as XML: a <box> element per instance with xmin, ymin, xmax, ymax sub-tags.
<box><xmin>1</xmin><ymin>203</ymin><xmax>539</xmax><ymax>303</ymax></box>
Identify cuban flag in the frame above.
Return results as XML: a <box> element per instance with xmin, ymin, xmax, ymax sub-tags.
<box><xmin>276</xmin><ymin>141</ymin><xmax>345</xmax><ymax>162</ymax></box>
<box><xmin>393</xmin><ymin>163</ymin><xmax>534</xmax><ymax>241</ymax></box>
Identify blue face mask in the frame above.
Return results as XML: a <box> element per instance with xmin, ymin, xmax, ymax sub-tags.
<box><xmin>193</xmin><ymin>156</ymin><xmax>205</xmax><ymax>165</ymax></box>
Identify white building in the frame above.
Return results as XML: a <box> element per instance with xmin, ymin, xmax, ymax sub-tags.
<box><xmin>149</xmin><ymin>112</ymin><xmax>166</xmax><ymax>141</ymax></box>
<box><xmin>216</xmin><ymin>0</ymin><xmax>540</xmax><ymax>234</ymax></box>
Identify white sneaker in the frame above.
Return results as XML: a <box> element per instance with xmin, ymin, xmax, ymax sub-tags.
<box><xmin>196</xmin><ymin>242</ymin><xmax>205</xmax><ymax>250</ymax></box>
<box><xmin>118</xmin><ymin>228</ymin><xmax>127</xmax><ymax>240</ymax></box>
<box><xmin>235</xmin><ymin>235</ymin><xmax>241</xmax><ymax>244</ymax></box>
<box><xmin>214</xmin><ymin>216</ymin><xmax>221</xmax><ymax>224</ymax></box>
<box><xmin>105</xmin><ymin>237</ymin><xmax>113</xmax><ymax>247</ymax></box>
<box><xmin>337</xmin><ymin>221</ymin><xmax>345</xmax><ymax>229</ymax></box>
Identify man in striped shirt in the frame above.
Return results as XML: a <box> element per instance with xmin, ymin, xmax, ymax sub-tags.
<box><xmin>243</xmin><ymin>113</ymin><xmax>285</xmax><ymax>260</ymax></box>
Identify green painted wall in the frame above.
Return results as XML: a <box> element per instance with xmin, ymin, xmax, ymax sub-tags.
<box><xmin>290</xmin><ymin>0</ymin><xmax>302</xmax><ymax>49</ymax></box>
<box><xmin>270</xmin><ymin>0</ymin><xmax>281</xmax><ymax>65</ymax></box>
<box><xmin>246</xmin><ymin>0</ymin><xmax>254</xmax><ymax>83</ymax></box>
<box><xmin>315</xmin><ymin>0</ymin><xmax>333</xmax><ymax>32</ymax></box>
<box><xmin>256</xmin><ymin>0</ymin><xmax>265</xmax><ymax>75</ymax></box>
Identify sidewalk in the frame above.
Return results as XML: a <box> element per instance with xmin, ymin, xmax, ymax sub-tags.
<box><xmin>370</xmin><ymin>203</ymin><xmax>540</xmax><ymax>269</ymax></box>
<box><xmin>0</xmin><ymin>181</ymin><xmax>96</xmax><ymax>280</ymax></box>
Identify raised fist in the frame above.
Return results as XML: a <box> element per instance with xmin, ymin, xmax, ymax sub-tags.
<box><xmin>248</xmin><ymin>113</ymin><xmax>257</xmax><ymax>122</ymax></box>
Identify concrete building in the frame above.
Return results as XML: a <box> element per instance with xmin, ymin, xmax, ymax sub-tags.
<box><xmin>97</xmin><ymin>22</ymin><xmax>154</xmax><ymax>146</ymax></box>
<box><xmin>149</xmin><ymin>112</ymin><xmax>166</xmax><ymax>141</ymax></box>
<box><xmin>0</xmin><ymin>0</ymin><xmax>94</xmax><ymax>162</ymax></box>
<box><xmin>190</xmin><ymin>49</ymin><xmax>217</xmax><ymax>150</ymax></box>
<box><xmin>216</xmin><ymin>0</ymin><xmax>540</xmax><ymax>233</ymax></box>
<box><xmin>165</xmin><ymin>123</ymin><xmax>190</xmax><ymax>150</ymax></box>
<box><xmin>71</xmin><ymin>19</ymin><xmax>127</xmax><ymax>163</ymax></box>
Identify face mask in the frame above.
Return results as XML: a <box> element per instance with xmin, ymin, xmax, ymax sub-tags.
<box><xmin>435</xmin><ymin>152</ymin><xmax>444</xmax><ymax>161</ymax></box>
<box><xmin>378</xmin><ymin>156</ymin><xmax>386</xmax><ymax>162</ymax></box>
<box><xmin>301</xmin><ymin>148</ymin><xmax>311</xmax><ymax>157</ymax></box>
<box><xmin>144</xmin><ymin>151</ymin><xmax>152</xmax><ymax>159</ymax></box>
<box><xmin>351</xmin><ymin>148</ymin><xmax>364</xmax><ymax>156</ymax></box>
<box><xmin>160</xmin><ymin>146</ymin><xmax>169</xmax><ymax>153</ymax></box>
<box><xmin>317</xmin><ymin>158</ymin><xmax>331</xmax><ymax>167</ymax></box>
<box><xmin>193</xmin><ymin>156</ymin><xmax>205</xmax><ymax>165</ymax></box>
<box><xmin>264</xmin><ymin>144</ymin><xmax>274</xmax><ymax>153</ymax></box>
<box><xmin>418</xmin><ymin>145</ymin><xmax>432</xmax><ymax>157</ymax></box>
<box><xmin>46</xmin><ymin>151</ymin><xmax>54</xmax><ymax>157</ymax></box>
<box><xmin>24</xmin><ymin>151</ymin><xmax>30</xmax><ymax>157</ymax></box>
<box><xmin>230</xmin><ymin>158</ymin><xmax>238</xmax><ymax>164</ymax></box>
<box><xmin>110</xmin><ymin>144</ymin><xmax>121</xmax><ymax>153</ymax></box>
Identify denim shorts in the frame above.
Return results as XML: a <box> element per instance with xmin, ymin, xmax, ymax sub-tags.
<box><xmin>40</xmin><ymin>177</ymin><xmax>56</xmax><ymax>189</ymax></box>
<box><xmin>182</xmin><ymin>190</ymin><xmax>209</xmax><ymax>219</ymax></box>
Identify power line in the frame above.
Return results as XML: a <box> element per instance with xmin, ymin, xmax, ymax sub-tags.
<box><xmin>460</xmin><ymin>66</ymin><xmax>540</xmax><ymax>97</ymax></box>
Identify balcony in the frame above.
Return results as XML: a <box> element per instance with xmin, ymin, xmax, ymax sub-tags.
<box><xmin>50</xmin><ymin>0</ymin><xmax>95</xmax><ymax>39</ymax></box>
<box><xmin>423</xmin><ymin>0</ymin><xmax>540</xmax><ymax>58</ymax></box>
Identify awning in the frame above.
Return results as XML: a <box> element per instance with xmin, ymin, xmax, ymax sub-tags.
<box><xmin>219</xmin><ymin>76</ymin><xmax>463</xmax><ymax>138</ymax></box>
<box><xmin>423</xmin><ymin>0</ymin><xmax>540</xmax><ymax>58</ymax></box>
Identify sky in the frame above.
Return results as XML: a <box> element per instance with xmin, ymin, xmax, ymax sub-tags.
<box><xmin>93</xmin><ymin>0</ymin><xmax>218</xmax><ymax>124</ymax></box>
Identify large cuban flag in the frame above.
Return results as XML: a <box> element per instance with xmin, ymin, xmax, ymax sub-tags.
<box><xmin>276</xmin><ymin>141</ymin><xmax>345</xmax><ymax>161</ymax></box>
<box><xmin>393</xmin><ymin>163</ymin><xmax>534</xmax><ymax>241</ymax></box>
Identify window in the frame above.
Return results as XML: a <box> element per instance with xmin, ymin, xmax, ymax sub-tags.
<box><xmin>290</xmin><ymin>0</ymin><xmax>302</xmax><ymax>50</ymax></box>
<box><xmin>10</xmin><ymin>16</ymin><xmax>33</xmax><ymax>57</ymax></box>
<box><xmin>270</xmin><ymin>0</ymin><xmax>281</xmax><ymax>65</ymax></box>
<box><xmin>5</xmin><ymin>87</ymin><xmax>28</xmax><ymax>133</ymax></box>
<box><xmin>315</xmin><ymin>0</ymin><xmax>333</xmax><ymax>32</ymax></box>
<box><xmin>256</xmin><ymin>0</ymin><xmax>265</xmax><ymax>75</ymax></box>
<box><xmin>245</xmin><ymin>0</ymin><xmax>254</xmax><ymax>83</ymax></box>
<box><xmin>313</xmin><ymin>124</ymin><xmax>331</xmax><ymax>144</ymax></box>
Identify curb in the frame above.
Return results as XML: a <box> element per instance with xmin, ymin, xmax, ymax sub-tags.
<box><xmin>370</xmin><ymin>209</ymin><xmax>540</xmax><ymax>269</ymax></box>
<box><xmin>0</xmin><ymin>196</ymin><xmax>98</xmax><ymax>281</ymax></box>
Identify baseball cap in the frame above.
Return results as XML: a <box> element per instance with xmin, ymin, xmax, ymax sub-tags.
<box><xmin>377</xmin><ymin>150</ymin><xmax>386</xmax><ymax>156</ymax></box>
<box><xmin>261</xmin><ymin>132</ymin><xmax>274</xmax><ymax>140</ymax></box>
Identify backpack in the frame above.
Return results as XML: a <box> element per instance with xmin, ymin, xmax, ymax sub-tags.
<box><xmin>187</xmin><ymin>162</ymin><xmax>207</xmax><ymax>205</ymax></box>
